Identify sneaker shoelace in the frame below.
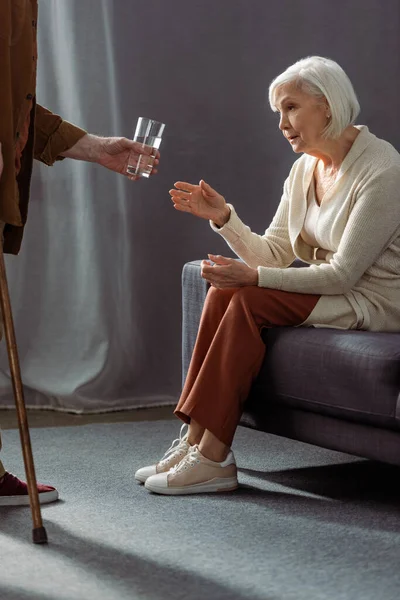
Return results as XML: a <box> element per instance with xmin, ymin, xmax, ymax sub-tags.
<box><xmin>159</xmin><ymin>423</ymin><xmax>189</xmax><ymax>466</ymax></box>
<box><xmin>170</xmin><ymin>445</ymin><xmax>201</xmax><ymax>475</ymax></box>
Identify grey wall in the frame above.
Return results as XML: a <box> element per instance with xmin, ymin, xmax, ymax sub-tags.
<box><xmin>4</xmin><ymin>0</ymin><xmax>397</xmax><ymax>410</ymax></box>
<box><xmin>114</xmin><ymin>0</ymin><xmax>400</xmax><ymax>401</ymax></box>
<box><xmin>111</xmin><ymin>0</ymin><xmax>400</xmax><ymax>233</ymax></box>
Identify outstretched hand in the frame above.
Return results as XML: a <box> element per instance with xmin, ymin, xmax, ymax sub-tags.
<box><xmin>201</xmin><ymin>254</ymin><xmax>258</xmax><ymax>288</ymax></box>
<box><xmin>169</xmin><ymin>180</ymin><xmax>230</xmax><ymax>226</ymax></box>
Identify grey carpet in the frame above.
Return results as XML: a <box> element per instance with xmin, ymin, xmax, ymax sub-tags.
<box><xmin>0</xmin><ymin>420</ymin><xmax>399</xmax><ymax>600</ymax></box>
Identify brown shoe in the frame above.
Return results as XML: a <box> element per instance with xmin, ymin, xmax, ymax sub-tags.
<box><xmin>144</xmin><ymin>445</ymin><xmax>238</xmax><ymax>495</ymax></box>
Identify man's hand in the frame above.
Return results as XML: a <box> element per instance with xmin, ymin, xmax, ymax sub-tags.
<box><xmin>201</xmin><ymin>254</ymin><xmax>258</xmax><ymax>288</ymax></box>
<box><xmin>60</xmin><ymin>134</ymin><xmax>160</xmax><ymax>180</ymax></box>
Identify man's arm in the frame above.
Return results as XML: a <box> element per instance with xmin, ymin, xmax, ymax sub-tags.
<box><xmin>60</xmin><ymin>133</ymin><xmax>160</xmax><ymax>178</ymax></box>
<box><xmin>35</xmin><ymin>104</ymin><xmax>160</xmax><ymax>178</ymax></box>
<box><xmin>34</xmin><ymin>104</ymin><xmax>87</xmax><ymax>166</ymax></box>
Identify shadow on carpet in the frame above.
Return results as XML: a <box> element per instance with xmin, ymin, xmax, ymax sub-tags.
<box><xmin>0</xmin><ymin>420</ymin><xmax>399</xmax><ymax>600</ymax></box>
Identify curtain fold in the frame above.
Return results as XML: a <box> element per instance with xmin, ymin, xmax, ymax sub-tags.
<box><xmin>0</xmin><ymin>0</ymin><xmax>179</xmax><ymax>412</ymax></box>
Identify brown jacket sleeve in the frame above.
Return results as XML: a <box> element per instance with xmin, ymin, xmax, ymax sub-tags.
<box><xmin>34</xmin><ymin>104</ymin><xmax>87</xmax><ymax>166</ymax></box>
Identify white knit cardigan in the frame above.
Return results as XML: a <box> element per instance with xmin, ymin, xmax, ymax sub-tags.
<box><xmin>211</xmin><ymin>126</ymin><xmax>400</xmax><ymax>332</ymax></box>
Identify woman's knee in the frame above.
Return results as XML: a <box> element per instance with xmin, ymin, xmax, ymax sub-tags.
<box><xmin>229</xmin><ymin>286</ymin><xmax>280</xmax><ymax>323</ymax></box>
<box><xmin>205</xmin><ymin>286</ymin><xmax>238</xmax><ymax>309</ymax></box>
<box><xmin>230</xmin><ymin>286</ymin><xmax>266</xmax><ymax>308</ymax></box>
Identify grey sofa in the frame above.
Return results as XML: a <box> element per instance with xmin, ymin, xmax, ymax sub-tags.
<box><xmin>182</xmin><ymin>259</ymin><xmax>400</xmax><ymax>466</ymax></box>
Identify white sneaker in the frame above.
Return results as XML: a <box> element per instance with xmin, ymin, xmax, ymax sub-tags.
<box><xmin>144</xmin><ymin>445</ymin><xmax>238</xmax><ymax>495</ymax></box>
<box><xmin>135</xmin><ymin>424</ymin><xmax>191</xmax><ymax>483</ymax></box>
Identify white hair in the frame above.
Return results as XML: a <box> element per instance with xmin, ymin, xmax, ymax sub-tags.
<box><xmin>268</xmin><ymin>56</ymin><xmax>360</xmax><ymax>139</ymax></box>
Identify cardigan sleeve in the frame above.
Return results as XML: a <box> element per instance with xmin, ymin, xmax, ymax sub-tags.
<box><xmin>257</xmin><ymin>166</ymin><xmax>400</xmax><ymax>294</ymax></box>
<box><xmin>34</xmin><ymin>104</ymin><xmax>87</xmax><ymax>166</ymax></box>
<box><xmin>210</xmin><ymin>176</ymin><xmax>296</xmax><ymax>269</ymax></box>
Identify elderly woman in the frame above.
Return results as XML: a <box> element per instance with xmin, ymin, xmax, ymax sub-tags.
<box><xmin>135</xmin><ymin>56</ymin><xmax>400</xmax><ymax>495</ymax></box>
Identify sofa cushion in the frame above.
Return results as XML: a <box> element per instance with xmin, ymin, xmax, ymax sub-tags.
<box><xmin>250</xmin><ymin>327</ymin><xmax>400</xmax><ymax>431</ymax></box>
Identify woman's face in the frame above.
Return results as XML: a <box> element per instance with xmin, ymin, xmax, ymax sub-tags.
<box><xmin>273</xmin><ymin>81</ymin><xmax>329</xmax><ymax>154</ymax></box>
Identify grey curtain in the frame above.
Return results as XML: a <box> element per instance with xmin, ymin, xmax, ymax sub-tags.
<box><xmin>0</xmin><ymin>0</ymin><xmax>399</xmax><ymax>412</ymax></box>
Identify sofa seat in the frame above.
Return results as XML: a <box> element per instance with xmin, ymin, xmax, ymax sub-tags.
<box><xmin>253</xmin><ymin>326</ymin><xmax>400</xmax><ymax>431</ymax></box>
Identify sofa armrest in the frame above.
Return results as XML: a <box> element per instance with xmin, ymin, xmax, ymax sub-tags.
<box><xmin>182</xmin><ymin>260</ymin><xmax>209</xmax><ymax>386</ymax></box>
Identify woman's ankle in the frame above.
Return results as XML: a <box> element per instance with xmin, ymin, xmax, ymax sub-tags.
<box><xmin>198</xmin><ymin>429</ymin><xmax>230</xmax><ymax>463</ymax></box>
<box><xmin>188</xmin><ymin>419</ymin><xmax>205</xmax><ymax>447</ymax></box>
<box><xmin>188</xmin><ymin>436</ymin><xmax>202</xmax><ymax>446</ymax></box>
<box><xmin>198</xmin><ymin>443</ymin><xmax>229</xmax><ymax>464</ymax></box>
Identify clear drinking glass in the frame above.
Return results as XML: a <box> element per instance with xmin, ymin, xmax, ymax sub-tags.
<box><xmin>127</xmin><ymin>117</ymin><xmax>166</xmax><ymax>178</ymax></box>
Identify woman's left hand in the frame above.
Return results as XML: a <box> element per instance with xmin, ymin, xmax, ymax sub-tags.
<box><xmin>201</xmin><ymin>254</ymin><xmax>258</xmax><ymax>288</ymax></box>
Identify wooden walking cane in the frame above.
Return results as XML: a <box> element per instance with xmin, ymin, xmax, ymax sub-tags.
<box><xmin>0</xmin><ymin>242</ymin><xmax>48</xmax><ymax>544</ymax></box>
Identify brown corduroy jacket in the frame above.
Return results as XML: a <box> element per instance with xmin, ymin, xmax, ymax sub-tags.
<box><xmin>0</xmin><ymin>0</ymin><xmax>87</xmax><ymax>254</ymax></box>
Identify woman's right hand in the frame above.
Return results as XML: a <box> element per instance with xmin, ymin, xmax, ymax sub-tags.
<box><xmin>169</xmin><ymin>179</ymin><xmax>231</xmax><ymax>227</ymax></box>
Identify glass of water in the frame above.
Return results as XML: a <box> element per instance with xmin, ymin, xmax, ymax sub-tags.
<box><xmin>127</xmin><ymin>117</ymin><xmax>166</xmax><ymax>178</ymax></box>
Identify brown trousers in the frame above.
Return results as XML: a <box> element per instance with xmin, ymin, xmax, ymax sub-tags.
<box><xmin>175</xmin><ymin>285</ymin><xmax>320</xmax><ymax>447</ymax></box>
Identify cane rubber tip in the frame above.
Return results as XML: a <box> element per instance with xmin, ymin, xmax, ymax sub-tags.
<box><xmin>33</xmin><ymin>526</ymin><xmax>48</xmax><ymax>544</ymax></box>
